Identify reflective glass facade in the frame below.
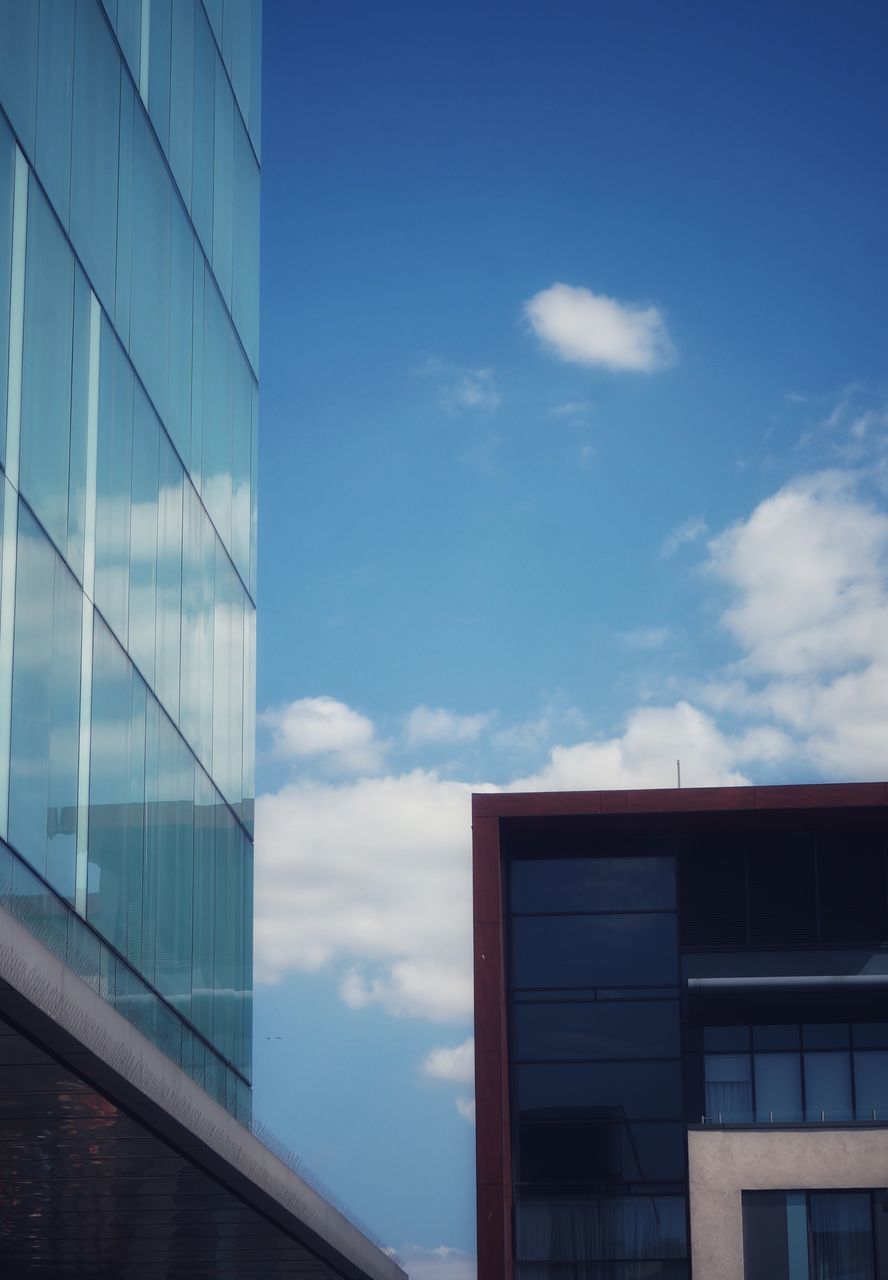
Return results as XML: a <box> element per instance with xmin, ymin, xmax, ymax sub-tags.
<box><xmin>0</xmin><ymin>0</ymin><xmax>259</xmax><ymax>1119</ymax></box>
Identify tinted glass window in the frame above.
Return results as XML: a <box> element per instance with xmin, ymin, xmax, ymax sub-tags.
<box><xmin>517</xmin><ymin>1121</ymin><xmax>685</xmax><ymax>1187</ymax></box>
<box><xmin>704</xmin><ymin>1054</ymin><xmax>752</xmax><ymax>1123</ymax></box>
<box><xmin>517</xmin><ymin>1061</ymin><xmax>683</xmax><ymax>1121</ymax></box>
<box><xmin>819</xmin><ymin>836</ymin><xmax>887</xmax><ymax>943</ymax></box>
<box><xmin>514</xmin><ymin>1001</ymin><xmax>680</xmax><ymax>1062</ymax></box>
<box><xmin>679</xmin><ymin>841</ymin><xmax>746</xmax><ymax>945</ymax></box>
<box><xmin>704</xmin><ymin>1026</ymin><xmax>750</xmax><ymax>1051</ymax></box>
<box><xmin>753</xmin><ymin>1025</ymin><xmax>800</xmax><ymax>1051</ymax></box>
<box><xmin>803</xmin><ymin>1024</ymin><xmax>850</xmax><ymax>1050</ymax></box>
<box><xmin>515</xmin><ymin>1196</ymin><xmax>687</xmax><ymax>1262</ymax></box>
<box><xmin>805</xmin><ymin>1052</ymin><xmax>852</xmax><ymax>1121</ymax></box>
<box><xmin>755</xmin><ymin>1054</ymin><xmax>802</xmax><ymax>1122</ymax></box>
<box><xmin>748</xmin><ymin>835</ymin><xmax>817</xmax><ymax>945</ymax></box>
<box><xmin>854</xmin><ymin>1051</ymin><xmax>888</xmax><ymax>1121</ymax></box>
<box><xmin>511</xmin><ymin>856</ymin><xmax>675</xmax><ymax>914</ymax></box>
<box><xmin>512</xmin><ymin>914</ymin><xmax>677</xmax><ymax>989</ymax></box>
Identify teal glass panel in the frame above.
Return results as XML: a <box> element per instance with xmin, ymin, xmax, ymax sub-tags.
<box><xmin>155</xmin><ymin>434</ymin><xmax>183</xmax><ymax>719</ymax></box>
<box><xmin>212</xmin><ymin>56</ymin><xmax>233</xmax><ymax>307</ymax></box>
<box><xmin>192</xmin><ymin>769</ymin><xmax>216</xmax><ymax>1042</ymax></box>
<box><xmin>9</xmin><ymin>504</ymin><xmax>81</xmax><ymax>900</ymax></box>
<box><xmin>168</xmin><ymin>0</ymin><xmax>194</xmax><ymax>206</ymax></box>
<box><xmin>35</xmin><ymin>0</ymin><xmax>75</xmax><ymax>227</ymax></box>
<box><xmin>19</xmin><ymin>175</ymin><xmax>74</xmax><ymax>555</ymax></box>
<box><xmin>87</xmin><ymin>614</ymin><xmax>148</xmax><ymax>969</ymax></box>
<box><xmin>241</xmin><ymin>829</ymin><xmax>253</xmax><ymax>1076</ymax></box>
<box><xmin>147</xmin><ymin>0</ymin><xmax>171</xmax><ymax>153</ymax></box>
<box><xmin>115</xmin><ymin>77</ymin><xmax>135</xmax><ymax>346</ymax></box>
<box><xmin>223</xmin><ymin>0</ymin><xmax>251</xmax><ymax>127</ymax></box>
<box><xmin>248</xmin><ymin>0</ymin><xmax>261</xmax><ymax>155</ymax></box>
<box><xmin>231</xmin><ymin>341</ymin><xmax>251</xmax><ymax>584</ymax></box>
<box><xmin>754</xmin><ymin>1053</ymin><xmax>802</xmax><ymax>1122</ymax></box>
<box><xmin>854</xmin><ymin>1051</ymin><xmax>888</xmax><ymax>1120</ymax></box>
<box><xmin>130</xmin><ymin>107</ymin><xmax>170</xmax><ymax>426</ymax></box>
<box><xmin>127</xmin><ymin>381</ymin><xmax>159</xmax><ymax>685</ymax></box>
<box><xmin>250</xmin><ymin>376</ymin><xmax>258</xmax><ymax>596</ymax></box>
<box><xmin>151</xmin><ymin>711</ymin><xmax>194</xmax><ymax>1015</ymax></box>
<box><xmin>140</xmin><ymin>693</ymin><xmax>161</xmax><ymax>984</ymax></box>
<box><xmin>99</xmin><ymin>0</ymin><xmax>117</xmax><ymax>27</ymax></box>
<box><xmin>204</xmin><ymin>0</ymin><xmax>223</xmax><ymax>50</ymax></box>
<box><xmin>180</xmin><ymin>480</ymin><xmax>206</xmax><ymax>757</ymax></box>
<box><xmin>95</xmin><ymin>319</ymin><xmax>133</xmax><ymax>642</ymax></box>
<box><xmin>66</xmin><ymin>264</ymin><xmax>91</xmax><ymax>581</ymax></box>
<box><xmin>167</xmin><ymin>194</ymin><xmax>194</xmax><ymax>461</ymax></box>
<box><xmin>71</xmin><ymin>0</ymin><xmax>119</xmax><ymax>312</ymax></box>
<box><xmin>198</xmin><ymin>506</ymin><xmax>217</xmax><ymax>761</ymax></box>
<box><xmin>805</xmin><ymin>1052</ymin><xmax>853</xmax><ymax>1121</ymax></box>
<box><xmin>241</xmin><ymin>602</ymin><xmax>255</xmax><ymax>832</ymax></box>
<box><xmin>212</xmin><ymin>799</ymin><xmax>238</xmax><ymax>1065</ymax></box>
<box><xmin>202</xmin><ymin>276</ymin><xmax>233</xmax><ymax>548</ymax></box>
<box><xmin>114</xmin><ymin>0</ymin><xmax>142</xmax><ymax>87</ymax></box>
<box><xmin>0</xmin><ymin>116</ymin><xmax>15</xmax><ymax>467</ymax></box>
<box><xmin>213</xmin><ymin>545</ymin><xmax>244</xmax><ymax>803</ymax></box>
<box><xmin>0</xmin><ymin>0</ymin><xmax>38</xmax><ymax>157</ymax></box>
<box><xmin>190</xmin><ymin>252</ymin><xmax>205</xmax><ymax>488</ymax></box>
<box><xmin>191</xmin><ymin>4</ymin><xmax>215</xmax><ymax>255</ymax></box>
<box><xmin>232</xmin><ymin>110</ymin><xmax>259</xmax><ymax>371</ymax></box>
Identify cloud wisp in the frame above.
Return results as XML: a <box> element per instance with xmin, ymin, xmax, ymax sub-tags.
<box><xmin>405</xmin><ymin>707</ymin><xmax>491</xmax><ymax>748</ymax></box>
<box><xmin>525</xmin><ymin>283</ymin><xmax>676</xmax><ymax>373</ymax></box>
<box><xmin>660</xmin><ymin>515</ymin><xmax>709</xmax><ymax>559</ymax></box>
<box><xmin>419</xmin><ymin>358</ymin><xmax>501</xmax><ymax>412</ymax></box>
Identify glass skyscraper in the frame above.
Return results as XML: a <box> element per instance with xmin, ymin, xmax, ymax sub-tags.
<box><xmin>0</xmin><ymin>0</ymin><xmax>259</xmax><ymax>1120</ymax></box>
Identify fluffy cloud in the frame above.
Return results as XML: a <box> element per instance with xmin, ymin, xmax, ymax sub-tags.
<box><xmin>405</xmin><ymin>707</ymin><xmax>491</xmax><ymax>748</ymax></box>
<box><xmin>660</xmin><ymin>514</ymin><xmax>709</xmax><ymax>559</ymax></box>
<box><xmin>260</xmin><ymin>696</ymin><xmax>384</xmax><ymax>774</ymax></box>
<box><xmin>398</xmin><ymin>1245</ymin><xmax>475</xmax><ymax>1280</ymax></box>
<box><xmin>422</xmin><ymin>1038</ymin><xmax>474</xmax><ymax>1084</ymax></box>
<box><xmin>525</xmin><ymin>283</ymin><xmax>676</xmax><ymax>373</ymax></box>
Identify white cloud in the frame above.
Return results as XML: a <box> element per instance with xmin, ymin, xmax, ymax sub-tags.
<box><xmin>455</xmin><ymin>1096</ymin><xmax>476</xmax><ymax>1124</ymax></box>
<box><xmin>548</xmin><ymin>400</ymin><xmax>595</xmax><ymax>418</ymax></box>
<box><xmin>524</xmin><ymin>283</ymin><xmax>676</xmax><ymax>373</ymax></box>
<box><xmin>405</xmin><ymin>707</ymin><xmax>491</xmax><ymax>748</ymax></box>
<box><xmin>660</xmin><ymin>515</ymin><xmax>709</xmax><ymax>559</ymax></box>
<box><xmin>398</xmin><ymin>1245</ymin><xmax>475</xmax><ymax>1280</ymax></box>
<box><xmin>422</xmin><ymin>1038</ymin><xmax>474</xmax><ymax>1084</ymax></box>
<box><xmin>420</xmin><ymin>358</ymin><xmax>501</xmax><ymax>411</ymax></box>
<box><xmin>260</xmin><ymin>697</ymin><xmax>384</xmax><ymax>774</ymax></box>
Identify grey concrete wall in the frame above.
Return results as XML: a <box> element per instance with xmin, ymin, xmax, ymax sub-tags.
<box><xmin>688</xmin><ymin>1127</ymin><xmax>888</xmax><ymax>1280</ymax></box>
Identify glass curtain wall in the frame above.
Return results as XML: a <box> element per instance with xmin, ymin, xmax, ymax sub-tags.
<box><xmin>0</xmin><ymin>0</ymin><xmax>259</xmax><ymax>1117</ymax></box>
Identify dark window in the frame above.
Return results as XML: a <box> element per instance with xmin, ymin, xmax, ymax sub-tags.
<box><xmin>818</xmin><ymin>835</ymin><xmax>887</xmax><ymax>944</ymax></box>
<box><xmin>514</xmin><ymin>1000</ymin><xmax>681</xmax><ymax>1062</ymax></box>
<box><xmin>753</xmin><ymin>1025</ymin><xmax>800</xmax><ymax>1051</ymax></box>
<box><xmin>704</xmin><ymin>1026</ymin><xmax>750</xmax><ymax>1051</ymax></box>
<box><xmin>510</xmin><ymin>856</ymin><xmax>675</xmax><ymax>914</ymax></box>
<box><xmin>803</xmin><ymin>1024</ymin><xmax>850</xmax><ymax>1050</ymax></box>
<box><xmin>748</xmin><ymin>835</ymin><xmax>817</xmax><ymax>945</ymax></box>
<box><xmin>517</xmin><ymin>1061</ymin><xmax>683</xmax><ymax>1122</ymax></box>
<box><xmin>511</xmin><ymin>914</ymin><xmax>677</xmax><ymax>990</ymax></box>
<box><xmin>742</xmin><ymin>1192</ymin><xmax>791</xmax><ymax>1280</ymax></box>
<box><xmin>679</xmin><ymin>840</ymin><xmax>746</xmax><ymax>946</ymax></box>
<box><xmin>514</xmin><ymin>1195</ymin><xmax>688</xmax><ymax>1262</ymax></box>
<box><xmin>517</xmin><ymin>1121</ymin><xmax>685</xmax><ymax>1187</ymax></box>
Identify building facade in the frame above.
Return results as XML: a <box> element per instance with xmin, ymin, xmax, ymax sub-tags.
<box><xmin>0</xmin><ymin>0</ymin><xmax>258</xmax><ymax>1117</ymax></box>
<box><xmin>473</xmin><ymin>782</ymin><xmax>888</xmax><ymax>1280</ymax></box>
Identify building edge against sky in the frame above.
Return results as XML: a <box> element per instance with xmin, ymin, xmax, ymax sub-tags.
<box><xmin>473</xmin><ymin>782</ymin><xmax>888</xmax><ymax>1280</ymax></box>
<box><xmin>0</xmin><ymin>2</ymin><xmax>404</xmax><ymax>1275</ymax></box>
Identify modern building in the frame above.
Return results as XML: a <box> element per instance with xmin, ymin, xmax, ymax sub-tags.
<box><xmin>473</xmin><ymin>782</ymin><xmax>888</xmax><ymax>1280</ymax></box>
<box><xmin>0</xmin><ymin>3</ymin><xmax>403</xmax><ymax>1276</ymax></box>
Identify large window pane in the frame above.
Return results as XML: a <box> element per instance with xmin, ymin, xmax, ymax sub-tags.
<box><xmin>518</xmin><ymin>1061</ymin><xmax>683</xmax><ymax>1121</ymax></box>
<box><xmin>514</xmin><ymin>1001</ymin><xmax>681</xmax><ymax>1063</ymax></box>
<box><xmin>127</xmin><ymin>383</ymin><xmax>159</xmax><ymax>685</ymax></box>
<box><xmin>20</xmin><ymin>176</ymin><xmax>74</xmax><ymax>553</ymax></box>
<box><xmin>511</xmin><ymin>857</ymin><xmax>675</xmax><ymax>914</ymax></box>
<box><xmin>95</xmin><ymin>319</ymin><xmax>133</xmax><ymax>643</ymax></box>
<box><xmin>0</xmin><ymin>116</ymin><xmax>12</xmax><ymax>466</ymax></box>
<box><xmin>511</xmin><ymin>914</ymin><xmax>677</xmax><ymax>989</ymax></box>
<box><xmin>9</xmin><ymin>505</ymin><xmax>81</xmax><ymax>900</ymax></box>
<box><xmin>854</xmin><ymin>1051</ymin><xmax>888</xmax><ymax>1121</ymax></box>
<box><xmin>70</xmin><ymin>0</ymin><xmax>119</xmax><ymax>312</ymax></box>
<box><xmin>515</xmin><ymin>1197</ymin><xmax>688</xmax><ymax>1262</ymax></box>
<box><xmin>212</xmin><ymin>56</ymin><xmax>233</xmax><ymax>308</ymax></box>
<box><xmin>0</xmin><ymin>0</ymin><xmax>38</xmax><ymax>156</ymax></box>
<box><xmin>130</xmin><ymin>109</ymin><xmax>171</xmax><ymax>426</ymax></box>
<box><xmin>35</xmin><ymin>0</ymin><xmax>75</xmax><ymax>227</ymax></box>
<box><xmin>809</xmin><ymin>1193</ymin><xmax>874</xmax><ymax>1280</ymax></box>
<box><xmin>805</xmin><ymin>1052</ymin><xmax>853</xmax><ymax>1122</ymax></box>
<box><xmin>518</xmin><ymin>1121</ymin><xmax>685</xmax><ymax>1188</ymax></box>
<box><xmin>192</xmin><ymin>5</ymin><xmax>215</xmax><ymax>255</ymax></box>
<box><xmin>155</xmin><ymin>435</ymin><xmax>183</xmax><ymax>719</ymax></box>
<box><xmin>754</xmin><ymin>1054</ymin><xmax>802</xmax><ymax>1123</ymax></box>
<box><xmin>704</xmin><ymin>1054</ymin><xmax>752</xmax><ymax>1123</ymax></box>
<box><xmin>168</xmin><ymin>0</ymin><xmax>194</xmax><ymax>206</ymax></box>
<box><xmin>232</xmin><ymin>110</ymin><xmax>259</xmax><ymax>370</ymax></box>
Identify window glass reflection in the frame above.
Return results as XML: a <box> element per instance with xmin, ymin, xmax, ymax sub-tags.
<box><xmin>754</xmin><ymin>1053</ymin><xmax>802</xmax><ymax>1122</ymax></box>
<box><xmin>511</xmin><ymin>856</ymin><xmax>675</xmax><ymax>914</ymax></box>
<box><xmin>512</xmin><ymin>913</ymin><xmax>677</xmax><ymax>989</ymax></box>
<box><xmin>704</xmin><ymin>1054</ymin><xmax>752</xmax><ymax>1123</ymax></box>
<box><xmin>805</xmin><ymin>1052</ymin><xmax>853</xmax><ymax>1121</ymax></box>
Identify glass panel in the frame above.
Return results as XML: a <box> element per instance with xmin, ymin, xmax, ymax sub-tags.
<box><xmin>514</xmin><ymin>1001</ymin><xmax>681</xmax><ymax>1063</ymax></box>
<box><xmin>20</xmin><ymin>175</ymin><xmax>74</xmax><ymax>553</ymax></box>
<box><xmin>114</xmin><ymin>0</ymin><xmax>142</xmax><ymax>86</ymax></box>
<box><xmin>167</xmin><ymin>195</ymin><xmax>193</xmax><ymax>462</ymax></box>
<box><xmin>0</xmin><ymin>116</ymin><xmax>12</xmax><ymax>466</ymax></box>
<box><xmin>753</xmin><ymin>1025</ymin><xmax>800</xmax><ymax>1051</ymax></box>
<box><xmin>191</xmin><ymin>4</ymin><xmax>215</xmax><ymax>255</ymax></box>
<box><xmin>230</xmin><ymin>341</ymin><xmax>251</xmax><ymax>583</ymax></box>
<box><xmin>515</xmin><ymin>1197</ymin><xmax>688</xmax><ymax>1262</ymax></box>
<box><xmin>854</xmin><ymin>1051</ymin><xmax>888</xmax><ymax>1121</ymax></box>
<box><xmin>127</xmin><ymin>382</ymin><xmax>159</xmax><ymax>685</ymax></box>
<box><xmin>754</xmin><ymin>1054</ymin><xmax>802</xmax><ymax>1122</ymax></box>
<box><xmin>704</xmin><ymin>1054</ymin><xmax>752</xmax><ymax>1123</ymax></box>
<box><xmin>805</xmin><ymin>1052</ymin><xmax>853</xmax><ymax>1121</ymax></box>
<box><xmin>511</xmin><ymin>857</ymin><xmax>675</xmax><ymax>914</ymax></box>
<box><xmin>704</xmin><ymin>1026</ymin><xmax>750</xmax><ymax>1051</ymax></box>
<box><xmin>115</xmin><ymin>76</ymin><xmax>135</xmax><ymax>346</ymax></box>
<box><xmin>9</xmin><ymin>505</ymin><xmax>81</xmax><ymax>900</ymax></box>
<box><xmin>212</xmin><ymin>55</ymin><xmax>233</xmax><ymax>307</ymax></box>
<box><xmin>95</xmin><ymin>319</ymin><xmax>133</xmax><ymax>643</ymax></box>
<box><xmin>518</xmin><ymin>1061</ymin><xmax>683</xmax><ymax>1121</ymax></box>
<box><xmin>155</xmin><ymin>434</ymin><xmax>183</xmax><ymax>719</ymax></box>
<box><xmin>70</xmin><ymin>0</ymin><xmax>119</xmax><ymax>311</ymax></box>
<box><xmin>248</xmin><ymin>0</ymin><xmax>261</xmax><ymax>152</ymax></box>
<box><xmin>66</xmin><ymin>264</ymin><xmax>91</xmax><ymax>580</ymax></box>
<box><xmin>130</xmin><ymin>108</ymin><xmax>170</xmax><ymax>426</ymax></box>
<box><xmin>147</xmin><ymin>0</ymin><xmax>171</xmax><ymax>153</ymax></box>
<box><xmin>232</xmin><ymin>109</ymin><xmax>259</xmax><ymax>370</ymax></box>
<box><xmin>518</xmin><ymin>1121</ymin><xmax>685</xmax><ymax>1187</ymax></box>
<box><xmin>853</xmin><ymin>1024</ymin><xmax>888</xmax><ymax>1049</ymax></box>
<box><xmin>168</xmin><ymin>0</ymin><xmax>194</xmax><ymax>206</ymax></box>
<box><xmin>151</xmin><ymin>713</ymin><xmax>193</xmax><ymax>1016</ymax></box>
<box><xmin>803</xmin><ymin>1024</ymin><xmax>850</xmax><ymax>1049</ymax></box>
<box><xmin>809</xmin><ymin>1193</ymin><xmax>874</xmax><ymax>1280</ymax></box>
<box><xmin>35</xmin><ymin>0</ymin><xmax>75</xmax><ymax>226</ymax></box>
<box><xmin>0</xmin><ymin>0</ymin><xmax>38</xmax><ymax>156</ymax></box>
<box><xmin>202</xmin><ymin>275</ymin><xmax>233</xmax><ymax>548</ymax></box>
<box><xmin>742</xmin><ymin>1192</ymin><xmax>791</xmax><ymax>1280</ymax></box>
<box><xmin>511</xmin><ymin>914</ymin><xmax>678</xmax><ymax>989</ymax></box>
<box><xmin>191</xmin><ymin>768</ymin><xmax>216</xmax><ymax>1044</ymax></box>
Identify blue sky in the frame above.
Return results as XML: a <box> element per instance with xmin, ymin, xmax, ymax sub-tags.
<box><xmin>254</xmin><ymin>2</ymin><xmax>888</xmax><ymax>1273</ymax></box>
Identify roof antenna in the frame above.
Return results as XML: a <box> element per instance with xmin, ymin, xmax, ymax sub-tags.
<box><xmin>676</xmin><ymin>759</ymin><xmax>682</xmax><ymax>789</ymax></box>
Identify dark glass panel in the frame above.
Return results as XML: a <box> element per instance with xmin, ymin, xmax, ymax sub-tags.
<box><xmin>753</xmin><ymin>1025</ymin><xmax>800</xmax><ymax>1051</ymax></box>
<box><xmin>515</xmin><ymin>1196</ymin><xmax>687</xmax><ymax>1261</ymax></box>
<box><xmin>809</xmin><ymin>1193</ymin><xmax>874</xmax><ymax>1280</ymax></box>
<box><xmin>511</xmin><ymin>857</ymin><xmax>675</xmax><ymax>914</ymax></box>
<box><xmin>754</xmin><ymin>1054</ymin><xmax>802</xmax><ymax>1122</ymax></box>
<box><xmin>35</xmin><ymin>0</ymin><xmax>75</xmax><ymax>226</ymax></box>
<box><xmin>818</xmin><ymin>834</ymin><xmax>887</xmax><ymax>944</ymax></box>
<box><xmin>854</xmin><ymin>1024</ymin><xmax>888</xmax><ymax>1049</ymax></box>
<box><xmin>704</xmin><ymin>1054</ymin><xmax>752</xmax><ymax>1123</ymax></box>
<box><xmin>748</xmin><ymin>833</ymin><xmax>817</xmax><ymax>945</ymax></box>
<box><xmin>742</xmin><ymin>1192</ymin><xmax>790</xmax><ymax>1280</ymax></box>
<box><xmin>0</xmin><ymin>115</ymin><xmax>12</xmax><ymax>465</ymax></box>
<box><xmin>0</xmin><ymin>0</ymin><xmax>38</xmax><ymax>155</ymax></box>
<box><xmin>517</xmin><ymin>1061</ymin><xmax>683</xmax><ymax>1121</ymax></box>
<box><xmin>511</xmin><ymin>914</ymin><xmax>678</xmax><ymax>990</ymax></box>
<box><xmin>679</xmin><ymin>840</ymin><xmax>746</xmax><ymax>945</ymax></box>
<box><xmin>803</xmin><ymin>1024</ymin><xmax>850</xmax><ymax>1050</ymax></box>
<box><xmin>514</xmin><ymin>1001</ymin><xmax>681</xmax><ymax>1062</ymax></box>
<box><xmin>854</xmin><ymin>1051</ymin><xmax>888</xmax><ymax>1120</ymax></box>
<box><xmin>517</xmin><ymin>1121</ymin><xmax>685</xmax><ymax>1187</ymax></box>
<box><xmin>704</xmin><ymin>1026</ymin><xmax>750</xmax><ymax>1051</ymax></box>
<box><xmin>805</xmin><ymin>1052</ymin><xmax>853</xmax><ymax>1121</ymax></box>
